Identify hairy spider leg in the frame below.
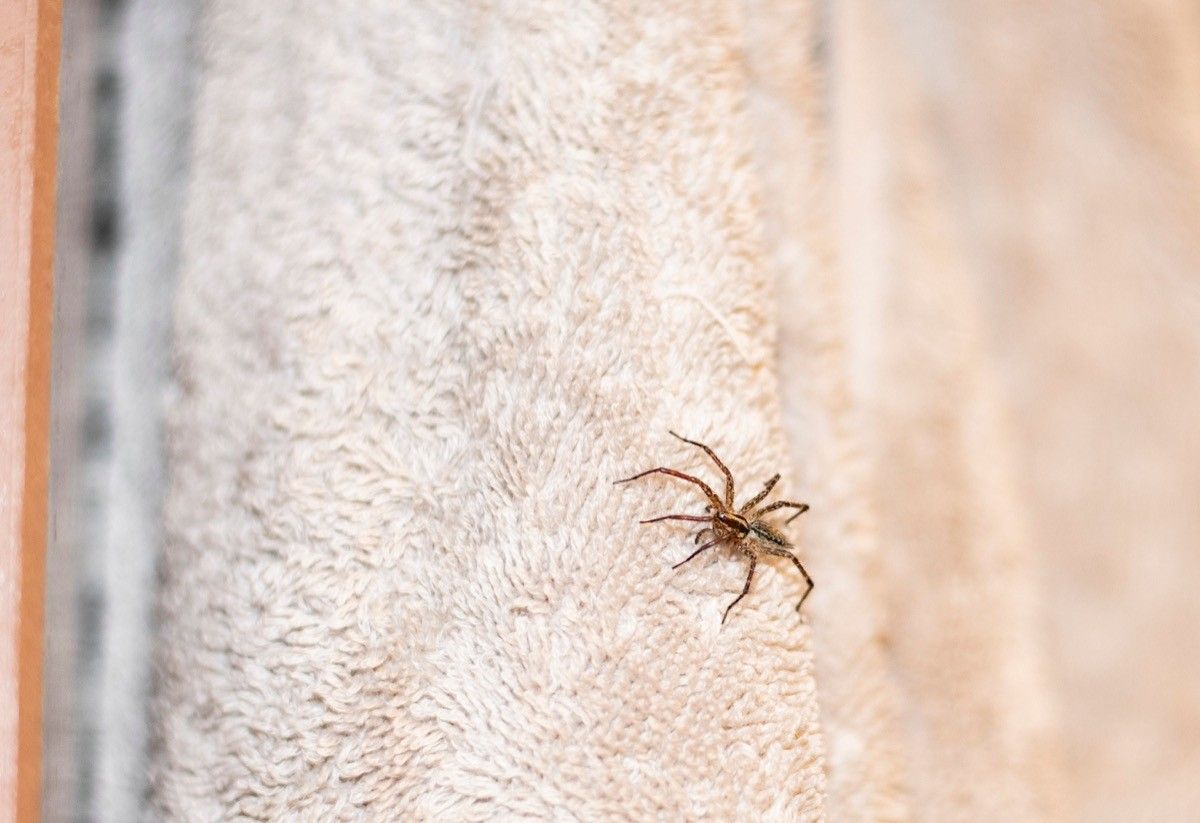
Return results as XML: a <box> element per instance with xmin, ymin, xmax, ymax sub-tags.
<box><xmin>672</xmin><ymin>535</ymin><xmax>730</xmax><ymax>570</ymax></box>
<box><xmin>764</xmin><ymin>546</ymin><xmax>815</xmax><ymax>611</ymax></box>
<box><xmin>693</xmin><ymin>527</ymin><xmax>714</xmax><ymax>545</ymax></box>
<box><xmin>756</xmin><ymin>499</ymin><xmax>810</xmax><ymax>523</ymax></box>
<box><xmin>740</xmin><ymin>473</ymin><xmax>781</xmax><ymax>514</ymax></box>
<box><xmin>638</xmin><ymin>514</ymin><xmax>711</xmax><ymax>525</ymax></box>
<box><xmin>669</xmin><ymin>431</ymin><xmax>736</xmax><ymax>507</ymax></box>
<box><xmin>723</xmin><ymin>549</ymin><xmax>758</xmax><ymax>623</ymax></box>
<box><xmin>614</xmin><ymin>467</ymin><xmax>724</xmax><ymax>510</ymax></box>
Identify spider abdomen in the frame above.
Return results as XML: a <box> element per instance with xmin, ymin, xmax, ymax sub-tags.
<box><xmin>750</xmin><ymin>521</ymin><xmax>791</xmax><ymax>547</ymax></box>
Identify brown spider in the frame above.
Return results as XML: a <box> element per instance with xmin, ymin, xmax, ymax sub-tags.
<box><xmin>616</xmin><ymin>431</ymin><xmax>813</xmax><ymax>623</ymax></box>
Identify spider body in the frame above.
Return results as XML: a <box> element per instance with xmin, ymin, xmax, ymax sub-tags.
<box><xmin>616</xmin><ymin>431</ymin><xmax>813</xmax><ymax>623</ymax></box>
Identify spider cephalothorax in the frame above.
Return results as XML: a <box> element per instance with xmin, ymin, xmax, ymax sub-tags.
<box><xmin>616</xmin><ymin>431</ymin><xmax>812</xmax><ymax>623</ymax></box>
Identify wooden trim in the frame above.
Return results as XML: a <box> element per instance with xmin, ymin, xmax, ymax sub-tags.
<box><xmin>20</xmin><ymin>1</ymin><xmax>62</xmax><ymax>816</ymax></box>
<box><xmin>0</xmin><ymin>1</ymin><xmax>63</xmax><ymax>820</ymax></box>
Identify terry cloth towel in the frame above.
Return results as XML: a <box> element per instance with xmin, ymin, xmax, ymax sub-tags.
<box><xmin>153</xmin><ymin>1</ymin><xmax>827</xmax><ymax>819</ymax></box>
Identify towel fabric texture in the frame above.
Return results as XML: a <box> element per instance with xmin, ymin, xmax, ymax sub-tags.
<box><xmin>154</xmin><ymin>2</ymin><xmax>828</xmax><ymax>818</ymax></box>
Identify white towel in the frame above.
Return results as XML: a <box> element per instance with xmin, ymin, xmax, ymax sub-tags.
<box><xmin>154</xmin><ymin>2</ymin><xmax>827</xmax><ymax>818</ymax></box>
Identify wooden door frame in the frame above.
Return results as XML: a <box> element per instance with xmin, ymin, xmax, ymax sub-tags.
<box><xmin>0</xmin><ymin>0</ymin><xmax>63</xmax><ymax>819</ymax></box>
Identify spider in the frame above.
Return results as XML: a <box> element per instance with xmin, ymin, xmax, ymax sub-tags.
<box><xmin>616</xmin><ymin>431</ymin><xmax>813</xmax><ymax>624</ymax></box>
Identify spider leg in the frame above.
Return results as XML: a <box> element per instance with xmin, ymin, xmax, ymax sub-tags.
<box><xmin>756</xmin><ymin>500</ymin><xmax>810</xmax><ymax>523</ymax></box>
<box><xmin>668</xmin><ymin>431</ymin><xmax>735</xmax><ymax>508</ymax></box>
<box><xmin>693</xmin><ymin>527</ymin><xmax>714</xmax><ymax>545</ymax></box>
<box><xmin>639</xmin><ymin>514</ymin><xmax>711</xmax><ymax>525</ymax></box>
<box><xmin>740</xmin><ymin>473</ymin><xmax>781</xmax><ymax>514</ymax></box>
<box><xmin>765</xmin><ymin>547</ymin><xmax>815</xmax><ymax>612</ymax></box>
<box><xmin>722</xmin><ymin>550</ymin><xmax>757</xmax><ymax>624</ymax></box>
<box><xmin>614</xmin><ymin>467</ymin><xmax>723</xmax><ymax>510</ymax></box>
<box><xmin>671</xmin><ymin>535</ymin><xmax>728</xmax><ymax>570</ymax></box>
